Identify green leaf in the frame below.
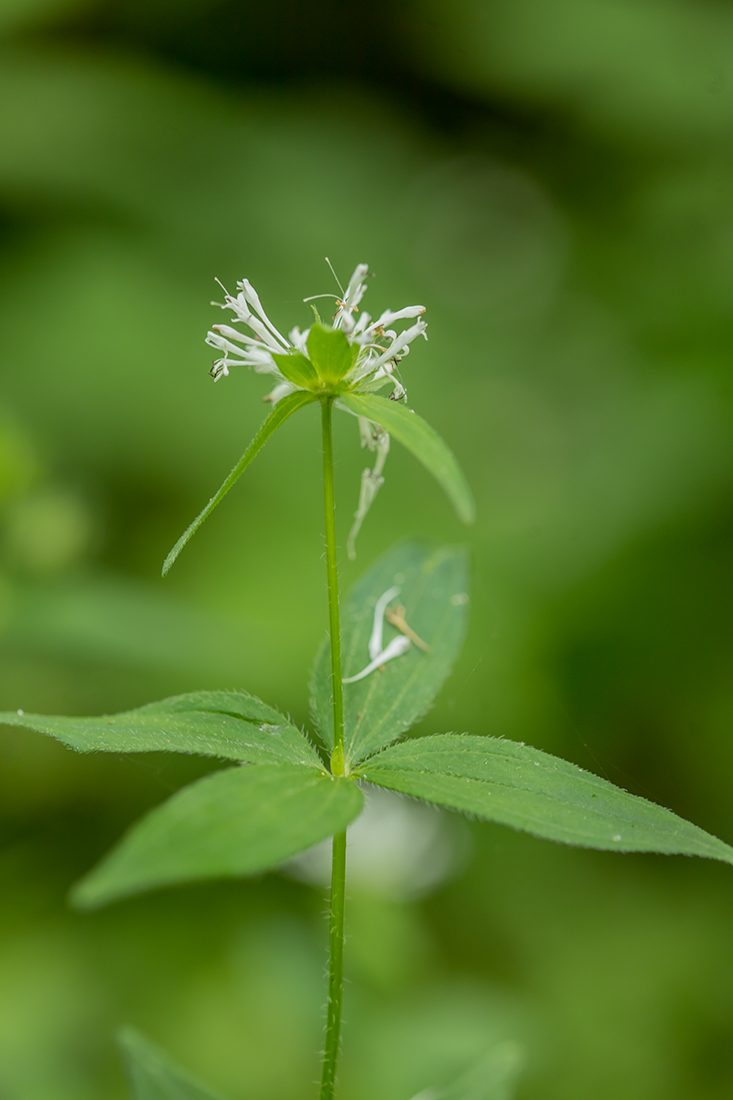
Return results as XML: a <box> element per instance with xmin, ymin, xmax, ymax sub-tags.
<box><xmin>307</xmin><ymin>325</ymin><xmax>358</xmax><ymax>384</ymax></box>
<box><xmin>311</xmin><ymin>541</ymin><xmax>469</xmax><ymax>763</ymax></box>
<box><xmin>119</xmin><ymin>1027</ymin><xmax>226</xmax><ymax>1100</ymax></box>
<box><xmin>0</xmin><ymin>690</ymin><xmax>322</xmax><ymax>767</ymax></box>
<box><xmin>339</xmin><ymin>392</ymin><xmax>475</xmax><ymax>524</ymax></box>
<box><xmin>359</xmin><ymin>734</ymin><xmax>733</xmax><ymax>865</ymax></box>
<box><xmin>271</xmin><ymin>351</ymin><xmax>320</xmax><ymax>389</ymax></box>
<box><xmin>434</xmin><ymin>1042</ymin><xmax>525</xmax><ymax>1100</ymax></box>
<box><xmin>71</xmin><ymin>764</ymin><xmax>363</xmax><ymax>908</ymax></box>
<box><xmin>162</xmin><ymin>390</ymin><xmax>317</xmax><ymax>576</ymax></box>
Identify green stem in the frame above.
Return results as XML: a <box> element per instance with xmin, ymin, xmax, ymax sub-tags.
<box><xmin>319</xmin><ymin>395</ymin><xmax>348</xmax><ymax>1100</ymax></box>
<box><xmin>320</xmin><ymin>396</ymin><xmax>346</xmax><ymax>772</ymax></box>
<box><xmin>320</xmin><ymin>830</ymin><xmax>347</xmax><ymax>1100</ymax></box>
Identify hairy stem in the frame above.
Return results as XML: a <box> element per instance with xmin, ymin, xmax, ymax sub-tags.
<box><xmin>319</xmin><ymin>395</ymin><xmax>348</xmax><ymax>1100</ymax></box>
<box><xmin>320</xmin><ymin>830</ymin><xmax>347</xmax><ymax>1100</ymax></box>
<box><xmin>321</xmin><ymin>396</ymin><xmax>346</xmax><ymax>771</ymax></box>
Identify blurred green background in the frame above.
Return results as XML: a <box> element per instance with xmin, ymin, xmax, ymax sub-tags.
<box><xmin>1</xmin><ymin>0</ymin><xmax>733</xmax><ymax>1096</ymax></box>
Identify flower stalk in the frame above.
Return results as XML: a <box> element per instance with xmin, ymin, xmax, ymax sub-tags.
<box><xmin>319</xmin><ymin>394</ymin><xmax>348</xmax><ymax>1100</ymax></box>
<box><xmin>321</xmin><ymin>396</ymin><xmax>346</xmax><ymax>776</ymax></box>
<box><xmin>320</xmin><ymin>830</ymin><xmax>347</xmax><ymax>1100</ymax></box>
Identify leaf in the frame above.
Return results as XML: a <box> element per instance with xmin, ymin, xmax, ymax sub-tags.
<box><xmin>71</xmin><ymin>764</ymin><xmax>363</xmax><ymax>908</ymax></box>
<box><xmin>338</xmin><ymin>393</ymin><xmax>475</xmax><ymax>524</ymax></box>
<box><xmin>307</xmin><ymin>325</ymin><xmax>357</xmax><ymax>384</ymax></box>
<box><xmin>427</xmin><ymin>1042</ymin><xmax>525</xmax><ymax>1100</ymax></box>
<box><xmin>0</xmin><ymin>690</ymin><xmax>322</xmax><ymax>767</ymax></box>
<box><xmin>311</xmin><ymin>541</ymin><xmax>469</xmax><ymax>763</ymax></box>
<box><xmin>359</xmin><ymin>734</ymin><xmax>733</xmax><ymax>865</ymax></box>
<box><xmin>162</xmin><ymin>390</ymin><xmax>317</xmax><ymax>576</ymax></box>
<box><xmin>119</xmin><ymin>1027</ymin><xmax>226</xmax><ymax>1100</ymax></box>
<box><xmin>271</xmin><ymin>351</ymin><xmax>320</xmax><ymax>389</ymax></box>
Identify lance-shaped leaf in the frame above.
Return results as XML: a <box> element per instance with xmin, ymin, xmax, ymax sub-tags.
<box><xmin>71</xmin><ymin>764</ymin><xmax>363</xmax><ymax>909</ymax></box>
<box><xmin>0</xmin><ymin>690</ymin><xmax>322</xmax><ymax>767</ymax></box>
<box><xmin>359</xmin><ymin>735</ymin><xmax>733</xmax><ymax>865</ymax></box>
<box><xmin>339</xmin><ymin>393</ymin><xmax>475</xmax><ymax>524</ymax></box>
<box><xmin>119</xmin><ymin>1027</ymin><xmax>226</xmax><ymax>1100</ymax></box>
<box><xmin>162</xmin><ymin>389</ymin><xmax>317</xmax><ymax>576</ymax></box>
<box><xmin>311</xmin><ymin>541</ymin><xmax>469</xmax><ymax>763</ymax></box>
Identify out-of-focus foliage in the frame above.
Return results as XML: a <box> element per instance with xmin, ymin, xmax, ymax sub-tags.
<box><xmin>412</xmin><ymin>0</ymin><xmax>733</xmax><ymax>145</ymax></box>
<box><xmin>1</xmin><ymin>0</ymin><xmax>733</xmax><ymax>1098</ymax></box>
<box><xmin>120</xmin><ymin>1027</ymin><xmax>226</xmax><ymax>1100</ymax></box>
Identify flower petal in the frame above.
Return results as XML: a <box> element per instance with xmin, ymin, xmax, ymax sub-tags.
<box><xmin>342</xmin><ymin>634</ymin><xmax>411</xmax><ymax>684</ymax></box>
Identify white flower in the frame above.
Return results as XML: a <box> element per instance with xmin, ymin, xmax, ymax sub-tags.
<box><xmin>342</xmin><ymin>634</ymin><xmax>411</xmax><ymax>684</ymax></box>
<box><xmin>205</xmin><ymin>263</ymin><xmax>427</xmax><ymax>555</ymax></box>
<box><xmin>206</xmin><ymin>263</ymin><xmax>426</xmax><ymax>405</ymax></box>
<box><xmin>206</xmin><ymin>277</ymin><xmax>294</xmax><ymax>393</ymax></box>
<box><xmin>368</xmin><ymin>585</ymin><xmax>401</xmax><ymax>659</ymax></box>
<box><xmin>343</xmin><ymin>585</ymin><xmax>411</xmax><ymax>684</ymax></box>
<box><xmin>346</xmin><ymin>418</ymin><xmax>389</xmax><ymax>561</ymax></box>
<box><xmin>332</xmin><ymin>263</ymin><xmax>370</xmax><ymax>332</ymax></box>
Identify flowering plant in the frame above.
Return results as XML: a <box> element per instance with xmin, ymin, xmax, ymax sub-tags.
<box><xmin>205</xmin><ymin>262</ymin><xmax>438</xmax><ymax>557</ymax></box>
<box><xmin>171</xmin><ymin>262</ymin><xmax>474</xmax><ymax>568</ymax></box>
<box><xmin>4</xmin><ymin>264</ymin><xmax>733</xmax><ymax>1100</ymax></box>
<box><xmin>207</xmin><ymin>262</ymin><xmax>426</xmax><ymax>401</ymax></box>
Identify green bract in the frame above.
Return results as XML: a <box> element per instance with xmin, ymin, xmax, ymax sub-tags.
<box><xmin>270</xmin><ymin>327</ymin><xmax>359</xmax><ymax>392</ymax></box>
<box><xmin>307</xmin><ymin>325</ymin><xmax>359</xmax><ymax>385</ymax></box>
<box><xmin>270</xmin><ymin>350</ymin><xmax>320</xmax><ymax>389</ymax></box>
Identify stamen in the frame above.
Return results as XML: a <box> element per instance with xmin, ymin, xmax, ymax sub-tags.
<box><xmin>325</xmin><ymin>257</ymin><xmax>345</xmax><ymax>296</ymax></box>
<box><xmin>385</xmin><ymin>605</ymin><xmax>432</xmax><ymax>652</ymax></box>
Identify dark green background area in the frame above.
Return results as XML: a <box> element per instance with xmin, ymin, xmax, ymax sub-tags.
<box><xmin>1</xmin><ymin>0</ymin><xmax>733</xmax><ymax>1097</ymax></box>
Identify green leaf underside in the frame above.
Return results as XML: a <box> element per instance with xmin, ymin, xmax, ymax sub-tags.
<box><xmin>359</xmin><ymin>735</ymin><xmax>733</xmax><ymax>864</ymax></box>
<box><xmin>119</xmin><ymin>1027</ymin><xmax>226</xmax><ymax>1100</ymax></box>
<box><xmin>307</xmin><ymin>325</ymin><xmax>357</xmax><ymax>383</ymax></box>
<box><xmin>0</xmin><ymin>691</ymin><xmax>322</xmax><ymax>767</ymax></box>
<box><xmin>271</xmin><ymin>351</ymin><xmax>319</xmax><ymax>388</ymax></box>
<box><xmin>72</xmin><ymin>765</ymin><xmax>363</xmax><ymax>909</ymax></box>
<box><xmin>437</xmin><ymin>1042</ymin><xmax>525</xmax><ymax>1100</ymax></box>
<box><xmin>339</xmin><ymin>393</ymin><xmax>475</xmax><ymax>524</ymax></box>
<box><xmin>162</xmin><ymin>390</ymin><xmax>317</xmax><ymax>576</ymax></box>
<box><xmin>311</xmin><ymin>541</ymin><xmax>469</xmax><ymax>763</ymax></box>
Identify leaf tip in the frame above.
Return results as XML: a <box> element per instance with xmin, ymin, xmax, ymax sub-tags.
<box><xmin>162</xmin><ymin>533</ymin><xmax>188</xmax><ymax>576</ymax></box>
<box><xmin>460</xmin><ymin>497</ymin><xmax>476</xmax><ymax>525</ymax></box>
<box><xmin>67</xmin><ymin>871</ymin><xmax>115</xmax><ymax>912</ymax></box>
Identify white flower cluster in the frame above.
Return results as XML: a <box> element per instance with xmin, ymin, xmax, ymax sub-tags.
<box><xmin>205</xmin><ymin>263</ymin><xmax>426</xmax><ymax>405</ymax></box>
<box><xmin>205</xmin><ymin>262</ymin><xmax>427</xmax><ymax>558</ymax></box>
